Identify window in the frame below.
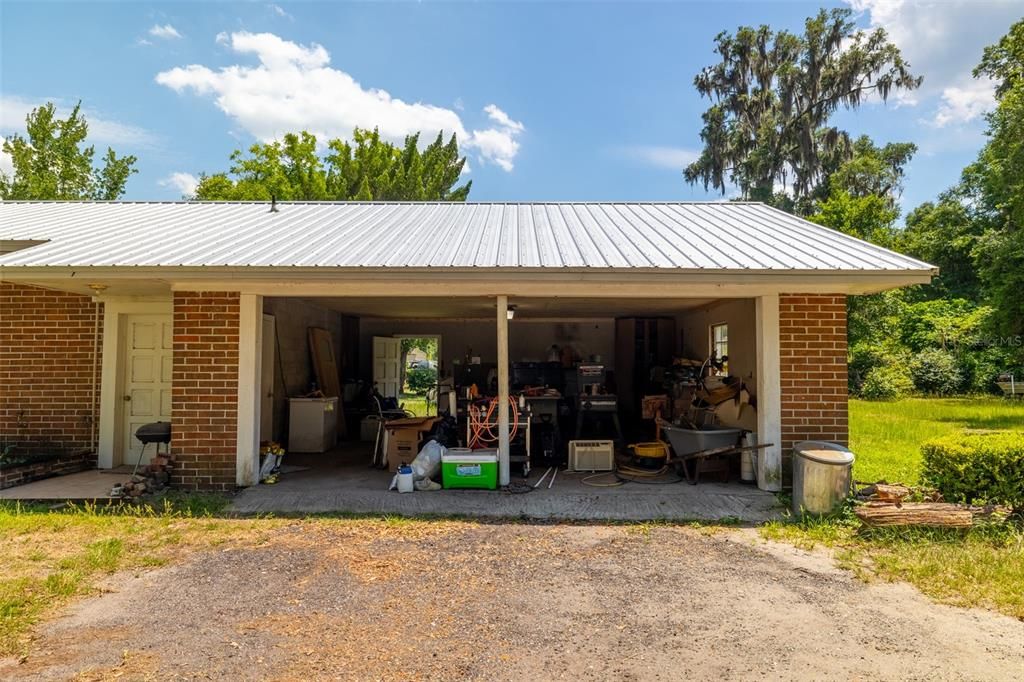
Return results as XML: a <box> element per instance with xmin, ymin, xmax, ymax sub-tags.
<box><xmin>710</xmin><ymin>323</ymin><xmax>728</xmax><ymax>374</ymax></box>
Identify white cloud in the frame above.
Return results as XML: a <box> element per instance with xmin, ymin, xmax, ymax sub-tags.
<box><xmin>268</xmin><ymin>4</ymin><xmax>293</xmax><ymax>20</ymax></box>
<box><xmin>932</xmin><ymin>78</ymin><xmax>997</xmax><ymax>127</ymax></box>
<box><xmin>847</xmin><ymin>1</ymin><xmax>1017</xmax><ymax>126</ymax></box>
<box><xmin>471</xmin><ymin>105</ymin><xmax>525</xmax><ymax>171</ymax></box>
<box><xmin>0</xmin><ymin>149</ymin><xmax>13</xmax><ymax>177</ymax></box>
<box><xmin>0</xmin><ymin>95</ymin><xmax>158</xmax><ymax>149</ymax></box>
<box><xmin>617</xmin><ymin>145</ymin><xmax>699</xmax><ymax>170</ymax></box>
<box><xmin>149</xmin><ymin>24</ymin><xmax>183</xmax><ymax>40</ymax></box>
<box><xmin>156</xmin><ymin>31</ymin><xmax>524</xmax><ymax>171</ymax></box>
<box><xmin>160</xmin><ymin>172</ymin><xmax>199</xmax><ymax>197</ymax></box>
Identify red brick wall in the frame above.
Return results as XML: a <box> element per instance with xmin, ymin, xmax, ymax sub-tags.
<box><xmin>0</xmin><ymin>282</ymin><xmax>102</xmax><ymax>458</ymax></box>
<box><xmin>171</xmin><ymin>292</ymin><xmax>240</xmax><ymax>491</ymax></box>
<box><xmin>780</xmin><ymin>294</ymin><xmax>848</xmax><ymax>451</ymax></box>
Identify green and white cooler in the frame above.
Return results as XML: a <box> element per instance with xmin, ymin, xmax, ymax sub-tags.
<box><xmin>441</xmin><ymin>448</ymin><xmax>498</xmax><ymax>490</ymax></box>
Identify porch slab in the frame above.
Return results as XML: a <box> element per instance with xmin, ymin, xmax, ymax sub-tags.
<box><xmin>0</xmin><ymin>470</ymin><xmax>115</xmax><ymax>501</ymax></box>
<box><xmin>228</xmin><ymin>451</ymin><xmax>781</xmax><ymax>522</ymax></box>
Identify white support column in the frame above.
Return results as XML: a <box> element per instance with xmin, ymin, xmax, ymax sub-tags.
<box><xmin>236</xmin><ymin>293</ymin><xmax>263</xmax><ymax>487</ymax></box>
<box><xmin>496</xmin><ymin>295</ymin><xmax>511</xmax><ymax>487</ymax></box>
<box><xmin>97</xmin><ymin>301</ymin><xmax>120</xmax><ymax>469</ymax></box>
<box><xmin>755</xmin><ymin>294</ymin><xmax>783</xmax><ymax>491</ymax></box>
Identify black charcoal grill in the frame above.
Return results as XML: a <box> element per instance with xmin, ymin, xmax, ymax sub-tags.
<box><xmin>133</xmin><ymin>421</ymin><xmax>172</xmax><ymax>475</ymax></box>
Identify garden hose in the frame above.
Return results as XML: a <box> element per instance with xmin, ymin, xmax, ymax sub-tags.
<box><xmin>468</xmin><ymin>396</ymin><xmax>521</xmax><ymax>449</ymax></box>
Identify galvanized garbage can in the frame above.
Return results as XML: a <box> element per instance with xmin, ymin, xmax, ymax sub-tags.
<box><xmin>792</xmin><ymin>441</ymin><xmax>854</xmax><ymax>515</ymax></box>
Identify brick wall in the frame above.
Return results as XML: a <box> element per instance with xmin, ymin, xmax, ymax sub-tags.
<box><xmin>0</xmin><ymin>451</ymin><xmax>95</xmax><ymax>489</ymax></box>
<box><xmin>171</xmin><ymin>292</ymin><xmax>240</xmax><ymax>491</ymax></box>
<box><xmin>779</xmin><ymin>294</ymin><xmax>849</xmax><ymax>452</ymax></box>
<box><xmin>0</xmin><ymin>282</ymin><xmax>102</xmax><ymax>459</ymax></box>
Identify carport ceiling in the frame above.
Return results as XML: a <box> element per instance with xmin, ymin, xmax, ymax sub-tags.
<box><xmin>301</xmin><ymin>296</ymin><xmax>719</xmax><ymax>319</ymax></box>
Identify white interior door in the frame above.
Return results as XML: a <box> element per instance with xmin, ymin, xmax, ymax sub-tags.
<box><xmin>122</xmin><ymin>314</ymin><xmax>173</xmax><ymax>466</ymax></box>
<box><xmin>373</xmin><ymin>336</ymin><xmax>402</xmax><ymax>398</ymax></box>
<box><xmin>260</xmin><ymin>314</ymin><xmax>276</xmax><ymax>442</ymax></box>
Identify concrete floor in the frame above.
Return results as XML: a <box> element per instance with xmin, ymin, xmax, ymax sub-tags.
<box><xmin>0</xmin><ymin>470</ymin><xmax>115</xmax><ymax>501</ymax></box>
<box><xmin>230</xmin><ymin>445</ymin><xmax>781</xmax><ymax>522</ymax></box>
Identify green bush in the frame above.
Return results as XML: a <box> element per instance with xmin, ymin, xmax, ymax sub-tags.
<box><xmin>909</xmin><ymin>348</ymin><xmax>962</xmax><ymax>395</ymax></box>
<box><xmin>848</xmin><ymin>341</ymin><xmax>905</xmax><ymax>393</ymax></box>
<box><xmin>860</xmin><ymin>364</ymin><xmax>914</xmax><ymax>400</ymax></box>
<box><xmin>406</xmin><ymin>367</ymin><xmax>437</xmax><ymax>394</ymax></box>
<box><xmin>921</xmin><ymin>432</ymin><xmax>1024</xmax><ymax>511</ymax></box>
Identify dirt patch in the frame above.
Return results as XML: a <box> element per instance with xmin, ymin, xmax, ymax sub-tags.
<box><xmin>3</xmin><ymin>522</ymin><xmax>1022</xmax><ymax>680</ymax></box>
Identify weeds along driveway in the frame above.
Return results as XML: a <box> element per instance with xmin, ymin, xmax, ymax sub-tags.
<box><xmin>5</xmin><ymin>521</ymin><xmax>1024</xmax><ymax>681</ymax></box>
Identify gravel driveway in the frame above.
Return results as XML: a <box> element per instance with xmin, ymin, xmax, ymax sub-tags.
<box><xmin>5</xmin><ymin>522</ymin><xmax>1023</xmax><ymax>681</ymax></box>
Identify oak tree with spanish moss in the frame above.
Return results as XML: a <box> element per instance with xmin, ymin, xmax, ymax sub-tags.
<box><xmin>684</xmin><ymin>8</ymin><xmax>922</xmax><ymax>207</ymax></box>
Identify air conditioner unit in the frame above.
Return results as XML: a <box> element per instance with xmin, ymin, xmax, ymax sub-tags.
<box><xmin>568</xmin><ymin>440</ymin><xmax>615</xmax><ymax>472</ymax></box>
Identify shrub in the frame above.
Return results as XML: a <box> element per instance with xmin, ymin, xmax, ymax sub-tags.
<box><xmin>921</xmin><ymin>432</ymin><xmax>1024</xmax><ymax>511</ymax></box>
<box><xmin>406</xmin><ymin>367</ymin><xmax>437</xmax><ymax>394</ymax></box>
<box><xmin>909</xmin><ymin>348</ymin><xmax>961</xmax><ymax>395</ymax></box>
<box><xmin>848</xmin><ymin>341</ymin><xmax>905</xmax><ymax>393</ymax></box>
<box><xmin>860</xmin><ymin>364</ymin><xmax>914</xmax><ymax>400</ymax></box>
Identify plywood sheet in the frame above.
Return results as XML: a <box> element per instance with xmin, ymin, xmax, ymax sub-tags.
<box><xmin>308</xmin><ymin>327</ymin><xmax>347</xmax><ymax>437</ymax></box>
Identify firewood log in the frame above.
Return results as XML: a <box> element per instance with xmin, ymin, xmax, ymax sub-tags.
<box><xmin>854</xmin><ymin>502</ymin><xmax>973</xmax><ymax>528</ymax></box>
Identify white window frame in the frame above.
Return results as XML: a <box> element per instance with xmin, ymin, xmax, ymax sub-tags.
<box><xmin>710</xmin><ymin>322</ymin><xmax>729</xmax><ymax>374</ymax></box>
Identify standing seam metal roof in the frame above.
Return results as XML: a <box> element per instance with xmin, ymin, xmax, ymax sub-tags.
<box><xmin>0</xmin><ymin>201</ymin><xmax>935</xmax><ymax>271</ymax></box>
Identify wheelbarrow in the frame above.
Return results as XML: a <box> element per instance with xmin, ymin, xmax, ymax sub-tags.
<box><xmin>660</xmin><ymin>422</ymin><xmax>772</xmax><ymax>484</ymax></box>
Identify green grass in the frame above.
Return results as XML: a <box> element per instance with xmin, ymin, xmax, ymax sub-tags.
<box><xmin>764</xmin><ymin>396</ymin><xmax>1024</xmax><ymax>620</ymax></box>
<box><xmin>399</xmin><ymin>394</ymin><xmax>433</xmax><ymax>417</ymax></box>
<box><xmin>850</xmin><ymin>397</ymin><xmax>1024</xmax><ymax>485</ymax></box>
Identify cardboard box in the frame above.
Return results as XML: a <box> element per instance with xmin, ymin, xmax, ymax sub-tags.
<box><xmin>383</xmin><ymin>417</ymin><xmax>438</xmax><ymax>466</ymax></box>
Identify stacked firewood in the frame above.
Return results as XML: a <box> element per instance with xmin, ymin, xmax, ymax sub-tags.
<box><xmin>853</xmin><ymin>482</ymin><xmax>1006</xmax><ymax>528</ymax></box>
<box><xmin>113</xmin><ymin>454</ymin><xmax>174</xmax><ymax>498</ymax></box>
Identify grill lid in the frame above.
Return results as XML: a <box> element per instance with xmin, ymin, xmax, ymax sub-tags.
<box><xmin>135</xmin><ymin>421</ymin><xmax>172</xmax><ymax>444</ymax></box>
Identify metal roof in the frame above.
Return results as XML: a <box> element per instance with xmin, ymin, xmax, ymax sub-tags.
<box><xmin>0</xmin><ymin>201</ymin><xmax>934</xmax><ymax>272</ymax></box>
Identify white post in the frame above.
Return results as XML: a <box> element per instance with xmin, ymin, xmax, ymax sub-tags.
<box><xmin>756</xmin><ymin>294</ymin><xmax>783</xmax><ymax>491</ymax></box>
<box><xmin>97</xmin><ymin>302</ymin><xmax>119</xmax><ymax>469</ymax></box>
<box><xmin>236</xmin><ymin>293</ymin><xmax>263</xmax><ymax>487</ymax></box>
<box><xmin>496</xmin><ymin>294</ymin><xmax>510</xmax><ymax>487</ymax></box>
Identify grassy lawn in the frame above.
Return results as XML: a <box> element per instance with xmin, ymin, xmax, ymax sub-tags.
<box><xmin>764</xmin><ymin>396</ymin><xmax>1024</xmax><ymax>620</ymax></box>
<box><xmin>399</xmin><ymin>394</ymin><xmax>432</xmax><ymax>417</ymax></box>
<box><xmin>850</xmin><ymin>397</ymin><xmax>1024</xmax><ymax>485</ymax></box>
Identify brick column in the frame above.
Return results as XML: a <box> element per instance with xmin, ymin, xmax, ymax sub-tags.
<box><xmin>779</xmin><ymin>294</ymin><xmax>849</xmax><ymax>452</ymax></box>
<box><xmin>171</xmin><ymin>292</ymin><xmax>240</xmax><ymax>490</ymax></box>
<box><xmin>0</xmin><ymin>282</ymin><xmax>103</xmax><ymax>459</ymax></box>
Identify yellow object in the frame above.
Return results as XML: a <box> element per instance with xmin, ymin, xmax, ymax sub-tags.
<box><xmin>629</xmin><ymin>442</ymin><xmax>669</xmax><ymax>459</ymax></box>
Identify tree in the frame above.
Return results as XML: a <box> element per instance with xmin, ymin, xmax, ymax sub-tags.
<box><xmin>195</xmin><ymin>128</ymin><xmax>471</xmax><ymax>201</ymax></box>
<box><xmin>901</xmin><ymin>198</ymin><xmax>985</xmax><ymax>301</ymax></box>
<box><xmin>0</xmin><ymin>102</ymin><xmax>137</xmax><ymax>200</ymax></box>
<box><xmin>684</xmin><ymin>8</ymin><xmax>921</xmax><ymax>204</ymax></box>
<box><xmin>808</xmin><ymin>136</ymin><xmax>915</xmax><ymax>246</ymax></box>
<box><xmin>958</xmin><ymin>19</ymin><xmax>1024</xmax><ymax>357</ymax></box>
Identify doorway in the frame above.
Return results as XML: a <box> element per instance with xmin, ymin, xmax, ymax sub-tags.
<box><xmin>120</xmin><ymin>313</ymin><xmax>173</xmax><ymax>466</ymax></box>
<box><xmin>397</xmin><ymin>336</ymin><xmax>441</xmax><ymax>416</ymax></box>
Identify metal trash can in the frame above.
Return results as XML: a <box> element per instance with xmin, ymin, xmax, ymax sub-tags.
<box><xmin>792</xmin><ymin>441</ymin><xmax>854</xmax><ymax>514</ymax></box>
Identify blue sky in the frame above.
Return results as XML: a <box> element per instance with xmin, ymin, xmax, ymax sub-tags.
<box><xmin>1</xmin><ymin>1</ymin><xmax>1020</xmax><ymax>219</ymax></box>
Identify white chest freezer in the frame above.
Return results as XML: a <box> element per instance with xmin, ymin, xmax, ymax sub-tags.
<box><xmin>287</xmin><ymin>397</ymin><xmax>338</xmax><ymax>453</ymax></box>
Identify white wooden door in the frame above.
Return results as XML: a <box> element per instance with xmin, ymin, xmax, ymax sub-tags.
<box><xmin>373</xmin><ymin>336</ymin><xmax>402</xmax><ymax>398</ymax></box>
<box><xmin>260</xmin><ymin>314</ymin><xmax>276</xmax><ymax>442</ymax></box>
<box><xmin>122</xmin><ymin>314</ymin><xmax>173</xmax><ymax>466</ymax></box>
